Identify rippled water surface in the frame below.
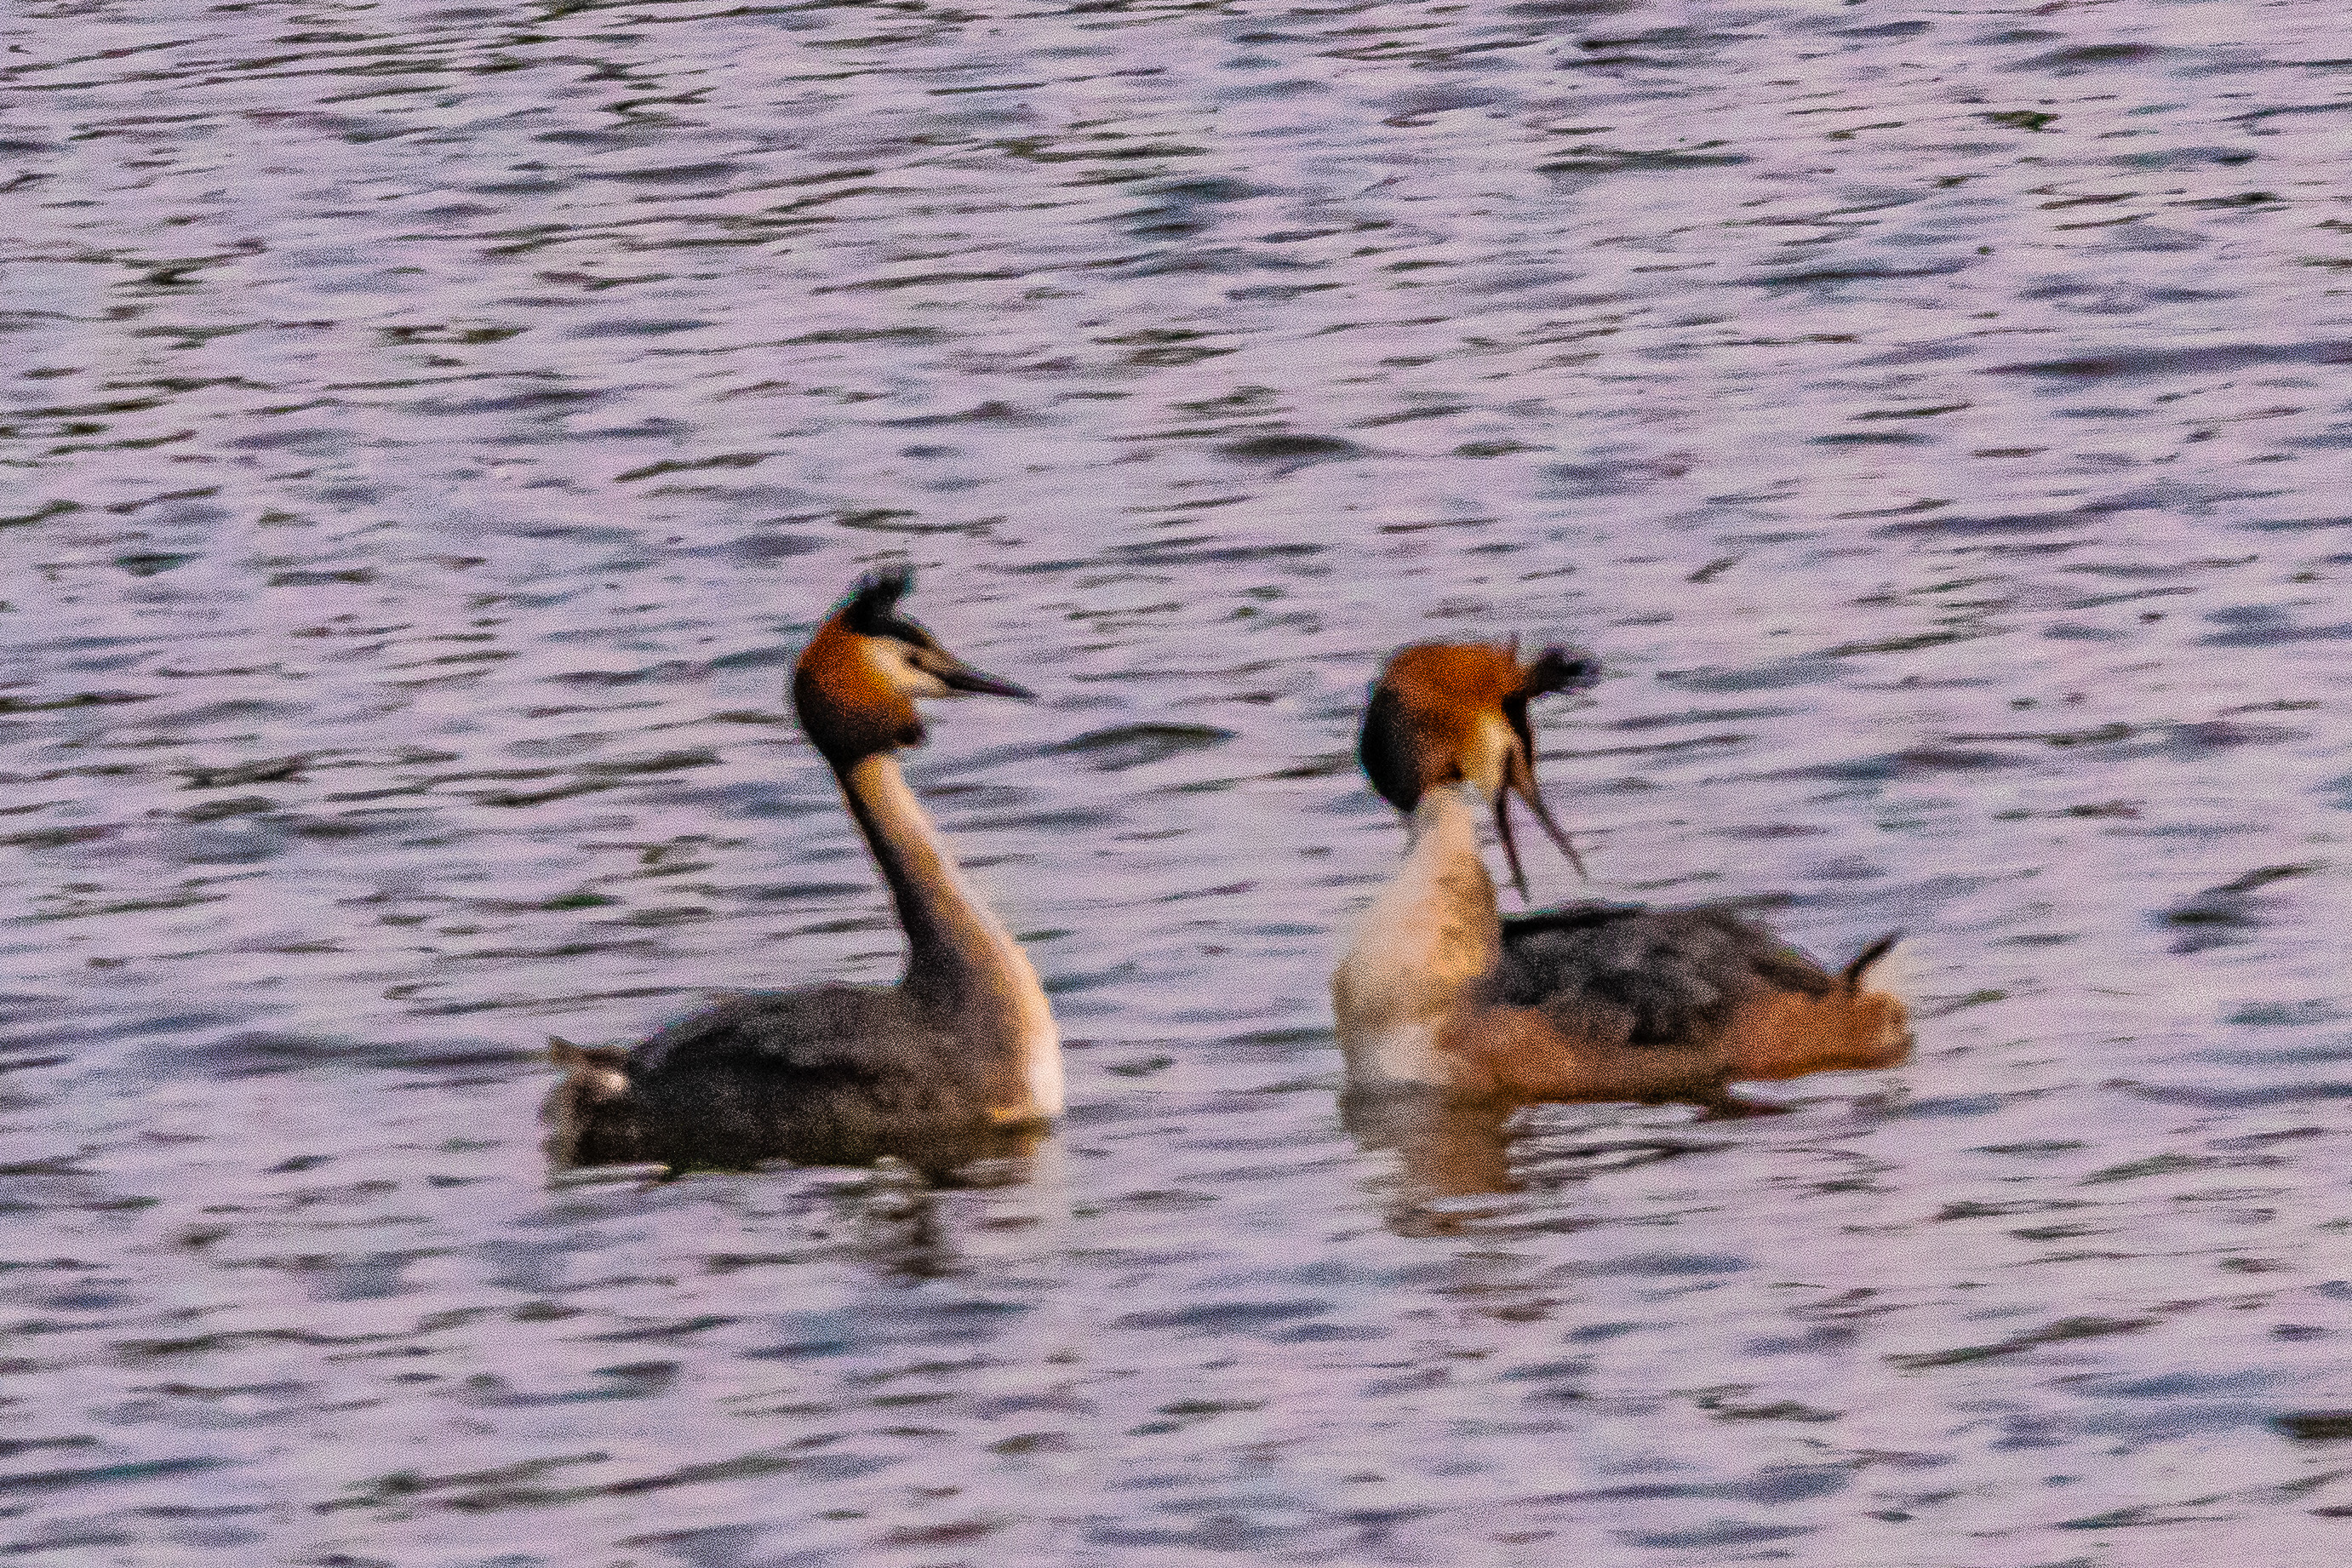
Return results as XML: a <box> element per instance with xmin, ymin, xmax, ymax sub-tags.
<box><xmin>7</xmin><ymin>0</ymin><xmax>2352</xmax><ymax>1560</ymax></box>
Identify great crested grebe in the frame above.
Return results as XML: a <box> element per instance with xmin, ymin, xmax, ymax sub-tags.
<box><xmin>545</xmin><ymin>564</ymin><xmax>1061</xmax><ymax>1171</ymax></box>
<box><xmin>1332</xmin><ymin>640</ymin><xmax>1910</xmax><ymax>1111</ymax></box>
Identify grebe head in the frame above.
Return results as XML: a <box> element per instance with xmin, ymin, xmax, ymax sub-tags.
<box><xmin>1358</xmin><ymin>639</ymin><xmax>1599</xmax><ymax>895</ymax></box>
<box><xmin>793</xmin><ymin>564</ymin><xmax>1032</xmax><ymax>764</ymax></box>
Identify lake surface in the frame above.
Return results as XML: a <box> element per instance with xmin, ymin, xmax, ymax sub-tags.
<box><xmin>5</xmin><ymin>0</ymin><xmax>2351</xmax><ymax>1561</ymax></box>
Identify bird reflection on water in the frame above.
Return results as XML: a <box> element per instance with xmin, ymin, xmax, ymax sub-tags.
<box><xmin>1342</xmin><ymin>1082</ymin><xmax>1776</xmax><ymax>1209</ymax></box>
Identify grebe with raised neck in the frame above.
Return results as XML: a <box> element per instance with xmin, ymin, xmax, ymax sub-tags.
<box><xmin>1332</xmin><ymin>640</ymin><xmax>1910</xmax><ymax>1114</ymax></box>
<box><xmin>546</xmin><ymin>565</ymin><xmax>1060</xmax><ymax>1172</ymax></box>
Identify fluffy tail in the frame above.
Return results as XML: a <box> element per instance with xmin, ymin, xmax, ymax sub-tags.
<box><xmin>1730</xmin><ymin>934</ymin><xmax>1912</xmax><ymax>1082</ymax></box>
<box><xmin>1840</xmin><ymin>932</ymin><xmax>1901</xmax><ymax>992</ymax></box>
<box><xmin>542</xmin><ymin>1036</ymin><xmax>641</xmax><ymax>1165</ymax></box>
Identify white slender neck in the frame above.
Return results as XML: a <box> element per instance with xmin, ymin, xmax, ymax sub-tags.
<box><xmin>1389</xmin><ymin>786</ymin><xmax>1504</xmax><ymax>982</ymax></box>
<box><xmin>1331</xmin><ymin>787</ymin><xmax>1502</xmax><ymax>1075</ymax></box>
<box><xmin>836</xmin><ymin>752</ymin><xmax>1062</xmax><ymax>1116</ymax></box>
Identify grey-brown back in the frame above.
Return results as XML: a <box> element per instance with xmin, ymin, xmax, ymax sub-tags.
<box><xmin>629</xmin><ymin>985</ymin><xmax>960</xmax><ymax>1082</ymax></box>
<box><xmin>1493</xmin><ymin>901</ymin><xmax>1839</xmax><ymax>1050</ymax></box>
<box><xmin>548</xmin><ymin>987</ymin><xmax>1010</xmax><ymax>1173</ymax></box>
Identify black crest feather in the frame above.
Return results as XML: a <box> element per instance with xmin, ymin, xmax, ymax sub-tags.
<box><xmin>841</xmin><ymin>563</ymin><xmax>915</xmax><ymax>634</ymax></box>
<box><xmin>1521</xmin><ymin>644</ymin><xmax>1600</xmax><ymax>698</ymax></box>
<box><xmin>1500</xmin><ymin>644</ymin><xmax>1599</xmax><ymax>773</ymax></box>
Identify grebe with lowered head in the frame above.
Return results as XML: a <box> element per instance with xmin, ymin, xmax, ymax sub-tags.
<box><xmin>545</xmin><ymin>565</ymin><xmax>1061</xmax><ymax>1172</ymax></box>
<box><xmin>1332</xmin><ymin>640</ymin><xmax>1910</xmax><ymax>1113</ymax></box>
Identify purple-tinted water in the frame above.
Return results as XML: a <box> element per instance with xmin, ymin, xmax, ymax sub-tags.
<box><xmin>4</xmin><ymin>1</ymin><xmax>2350</xmax><ymax>1562</ymax></box>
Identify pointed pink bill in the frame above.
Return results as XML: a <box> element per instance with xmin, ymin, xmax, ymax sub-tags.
<box><xmin>1494</xmin><ymin>740</ymin><xmax>1585</xmax><ymax>898</ymax></box>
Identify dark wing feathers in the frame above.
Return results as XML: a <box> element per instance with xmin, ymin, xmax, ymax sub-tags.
<box><xmin>574</xmin><ymin>986</ymin><xmax>1000</xmax><ymax>1170</ymax></box>
<box><xmin>1496</xmin><ymin>901</ymin><xmax>1838</xmax><ymax>1048</ymax></box>
<box><xmin>627</xmin><ymin>985</ymin><xmax>943</xmax><ymax>1080</ymax></box>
